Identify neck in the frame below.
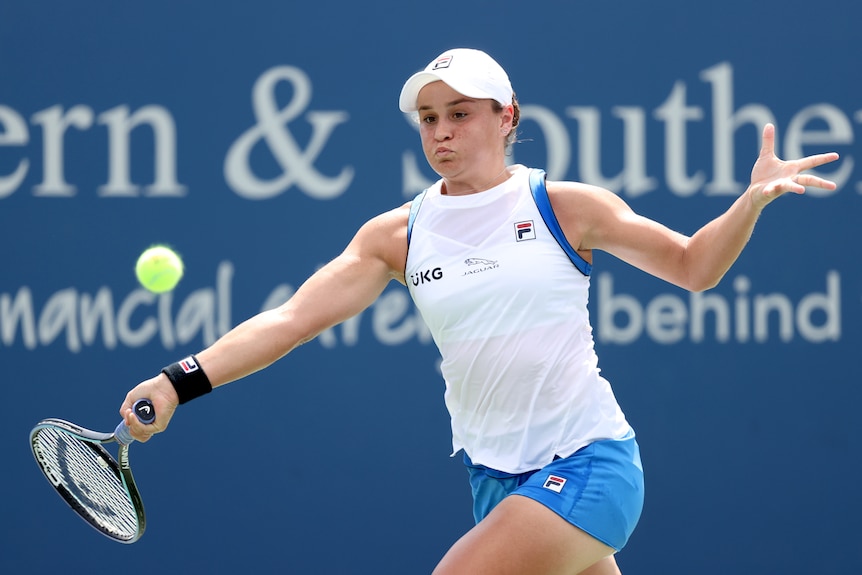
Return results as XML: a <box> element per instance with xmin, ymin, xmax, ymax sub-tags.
<box><xmin>441</xmin><ymin>166</ymin><xmax>510</xmax><ymax>196</ymax></box>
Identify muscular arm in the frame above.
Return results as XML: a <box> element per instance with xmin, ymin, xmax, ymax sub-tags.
<box><xmin>198</xmin><ymin>206</ymin><xmax>409</xmax><ymax>386</ymax></box>
<box><xmin>549</xmin><ymin>124</ymin><xmax>838</xmax><ymax>292</ymax></box>
<box><xmin>550</xmin><ymin>181</ymin><xmax>760</xmax><ymax>292</ymax></box>
<box><xmin>120</xmin><ymin>204</ymin><xmax>409</xmax><ymax>438</ymax></box>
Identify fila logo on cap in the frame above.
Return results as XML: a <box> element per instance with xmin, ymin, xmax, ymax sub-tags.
<box><xmin>543</xmin><ymin>474</ymin><xmax>567</xmax><ymax>493</ymax></box>
<box><xmin>432</xmin><ymin>55</ymin><xmax>453</xmax><ymax>70</ymax></box>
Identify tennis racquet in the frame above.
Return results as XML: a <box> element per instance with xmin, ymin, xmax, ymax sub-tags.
<box><xmin>29</xmin><ymin>399</ymin><xmax>156</xmax><ymax>544</ymax></box>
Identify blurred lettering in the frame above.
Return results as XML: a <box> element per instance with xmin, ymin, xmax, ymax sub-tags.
<box><xmin>224</xmin><ymin>66</ymin><xmax>353</xmax><ymax>200</ymax></box>
<box><xmin>597</xmin><ymin>270</ymin><xmax>841</xmax><ymax>344</ymax></box>
<box><xmin>402</xmin><ymin>61</ymin><xmax>856</xmax><ymax>198</ymax></box>
<box><xmin>0</xmin><ymin>267</ymin><xmax>842</xmax><ymax>352</ymax></box>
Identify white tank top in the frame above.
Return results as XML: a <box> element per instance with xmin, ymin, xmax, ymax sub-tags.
<box><xmin>406</xmin><ymin>165</ymin><xmax>631</xmax><ymax>473</ymax></box>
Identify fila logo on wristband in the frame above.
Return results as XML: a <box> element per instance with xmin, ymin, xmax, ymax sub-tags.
<box><xmin>162</xmin><ymin>354</ymin><xmax>212</xmax><ymax>404</ymax></box>
<box><xmin>179</xmin><ymin>356</ymin><xmax>199</xmax><ymax>373</ymax></box>
<box><xmin>543</xmin><ymin>474</ymin><xmax>567</xmax><ymax>493</ymax></box>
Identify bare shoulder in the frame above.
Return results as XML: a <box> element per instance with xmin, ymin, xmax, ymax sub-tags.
<box><xmin>351</xmin><ymin>202</ymin><xmax>410</xmax><ymax>284</ymax></box>
<box><xmin>543</xmin><ymin>180</ymin><xmax>632</xmax><ymax>251</ymax></box>
<box><xmin>545</xmin><ymin>180</ymin><xmax>628</xmax><ymax>213</ymax></box>
<box><xmin>361</xmin><ymin>201</ymin><xmax>410</xmax><ymax>234</ymax></box>
<box><xmin>544</xmin><ymin>180</ymin><xmax>690</xmax><ymax>279</ymax></box>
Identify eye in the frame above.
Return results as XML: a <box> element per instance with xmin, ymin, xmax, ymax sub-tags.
<box><xmin>420</xmin><ymin>114</ymin><xmax>437</xmax><ymax>125</ymax></box>
<box><xmin>452</xmin><ymin>111</ymin><xmax>468</xmax><ymax>120</ymax></box>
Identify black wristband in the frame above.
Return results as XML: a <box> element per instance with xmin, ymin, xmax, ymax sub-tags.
<box><xmin>162</xmin><ymin>355</ymin><xmax>212</xmax><ymax>404</ymax></box>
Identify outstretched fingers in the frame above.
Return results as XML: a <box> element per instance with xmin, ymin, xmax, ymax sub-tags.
<box><xmin>795</xmin><ymin>150</ymin><xmax>841</xmax><ymax>174</ymax></box>
<box><xmin>759</xmin><ymin>122</ymin><xmax>777</xmax><ymax>159</ymax></box>
<box><xmin>762</xmin><ymin>178</ymin><xmax>802</xmax><ymax>199</ymax></box>
<box><xmin>795</xmin><ymin>171</ymin><xmax>838</xmax><ymax>191</ymax></box>
<box><xmin>758</xmin><ymin>122</ymin><xmax>840</xmax><ymax>176</ymax></box>
<box><xmin>753</xmin><ymin>123</ymin><xmax>840</xmax><ymax>202</ymax></box>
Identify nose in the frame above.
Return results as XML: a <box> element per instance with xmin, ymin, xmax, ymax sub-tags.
<box><xmin>434</xmin><ymin>117</ymin><xmax>453</xmax><ymax>141</ymax></box>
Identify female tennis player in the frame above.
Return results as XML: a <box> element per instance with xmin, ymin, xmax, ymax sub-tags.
<box><xmin>120</xmin><ymin>48</ymin><xmax>839</xmax><ymax>574</ymax></box>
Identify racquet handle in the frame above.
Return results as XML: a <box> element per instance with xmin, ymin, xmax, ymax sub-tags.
<box><xmin>114</xmin><ymin>399</ymin><xmax>156</xmax><ymax>445</ymax></box>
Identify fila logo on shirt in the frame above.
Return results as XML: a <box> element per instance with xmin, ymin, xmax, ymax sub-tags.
<box><xmin>514</xmin><ymin>220</ymin><xmax>535</xmax><ymax>241</ymax></box>
<box><xmin>543</xmin><ymin>474</ymin><xmax>567</xmax><ymax>493</ymax></box>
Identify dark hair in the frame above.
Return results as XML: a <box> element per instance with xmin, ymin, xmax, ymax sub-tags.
<box><xmin>493</xmin><ymin>92</ymin><xmax>520</xmax><ymax>150</ymax></box>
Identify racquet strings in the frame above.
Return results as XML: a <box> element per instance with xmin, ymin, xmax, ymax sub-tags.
<box><xmin>32</xmin><ymin>426</ymin><xmax>138</xmax><ymax>540</ymax></box>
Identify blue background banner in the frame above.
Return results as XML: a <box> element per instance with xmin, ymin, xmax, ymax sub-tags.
<box><xmin>2</xmin><ymin>1</ymin><xmax>859</xmax><ymax>573</ymax></box>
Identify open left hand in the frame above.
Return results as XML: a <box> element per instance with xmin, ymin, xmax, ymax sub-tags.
<box><xmin>748</xmin><ymin>123</ymin><xmax>840</xmax><ymax>210</ymax></box>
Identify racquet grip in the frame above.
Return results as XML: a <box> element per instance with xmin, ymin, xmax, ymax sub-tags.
<box><xmin>114</xmin><ymin>399</ymin><xmax>156</xmax><ymax>445</ymax></box>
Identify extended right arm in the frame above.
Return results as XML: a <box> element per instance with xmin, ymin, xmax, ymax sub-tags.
<box><xmin>120</xmin><ymin>204</ymin><xmax>410</xmax><ymax>440</ymax></box>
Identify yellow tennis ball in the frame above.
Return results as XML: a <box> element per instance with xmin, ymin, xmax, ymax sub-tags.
<box><xmin>135</xmin><ymin>245</ymin><xmax>184</xmax><ymax>293</ymax></box>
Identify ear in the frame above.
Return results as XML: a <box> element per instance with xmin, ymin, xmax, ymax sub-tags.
<box><xmin>499</xmin><ymin>104</ymin><xmax>515</xmax><ymax>134</ymax></box>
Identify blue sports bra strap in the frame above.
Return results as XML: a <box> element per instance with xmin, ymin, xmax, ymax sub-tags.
<box><xmin>407</xmin><ymin>188</ymin><xmax>427</xmax><ymax>246</ymax></box>
<box><xmin>528</xmin><ymin>169</ymin><xmax>592</xmax><ymax>276</ymax></box>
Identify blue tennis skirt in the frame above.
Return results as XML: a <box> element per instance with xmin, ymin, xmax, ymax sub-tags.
<box><xmin>464</xmin><ymin>433</ymin><xmax>644</xmax><ymax>551</ymax></box>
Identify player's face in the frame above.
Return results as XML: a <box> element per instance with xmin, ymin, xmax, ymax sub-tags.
<box><xmin>415</xmin><ymin>81</ymin><xmax>511</xmax><ymax>189</ymax></box>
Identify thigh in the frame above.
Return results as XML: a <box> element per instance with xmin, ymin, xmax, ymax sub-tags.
<box><xmin>433</xmin><ymin>494</ymin><xmax>616</xmax><ymax>575</ymax></box>
<box><xmin>466</xmin><ymin>459</ymin><xmax>527</xmax><ymax>523</ymax></box>
<box><xmin>514</xmin><ymin>436</ymin><xmax>644</xmax><ymax>551</ymax></box>
<box><xmin>580</xmin><ymin>556</ymin><xmax>622</xmax><ymax>575</ymax></box>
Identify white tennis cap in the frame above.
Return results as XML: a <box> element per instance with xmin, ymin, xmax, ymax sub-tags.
<box><xmin>399</xmin><ymin>48</ymin><xmax>513</xmax><ymax>113</ymax></box>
